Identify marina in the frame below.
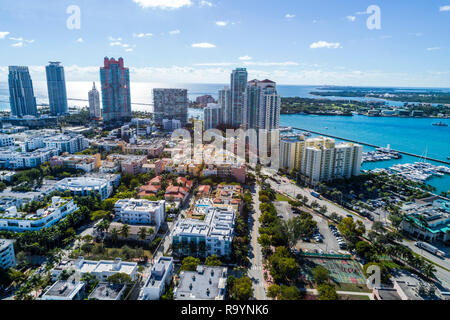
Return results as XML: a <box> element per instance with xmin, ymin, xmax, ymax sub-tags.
<box><xmin>386</xmin><ymin>162</ymin><xmax>450</xmax><ymax>183</ymax></box>
<box><xmin>362</xmin><ymin>145</ymin><xmax>402</xmax><ymax>163</ymax></box>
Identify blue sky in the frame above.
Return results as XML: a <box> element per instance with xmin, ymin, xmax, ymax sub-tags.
<box><xmin>0</xmin><ymin>0</ymin><xmax>449</xmax><ymax>87</ymax></box>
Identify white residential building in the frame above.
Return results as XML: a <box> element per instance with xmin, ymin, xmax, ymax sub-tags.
<box><xmin>0</xmin><ymin>197</ymin><xmax>78</xmax><ymax>232</ymax></box>
<box><xmin>41</xmin><ymin>280</ymin><xmax>85</xmax><ymax>300</ymax></box>
<box><xmin>172</xmin><ymin>204</ymin><xmax>235</xmax><ymax>257</ymax></box>
<box><xmin>74</xmin><ymin>257</ymin><xmax>138</xmax><ymax>282</ymax></box>
<box><xmin>139</xmin><ymin>256</ymin><xmax>174</xmax><ymax>300</ymax></box>
<box><xmin>0</xmin><ymin>239</ymin><xmax>16</xmax><ymax>269</ymax></box>
<box><xmin>56</xmin><ymin>177</ymin><xmax>112</xmax><ymax>200</ymax></box>
<box><xmin>280</xmin><ymin>136</ymin><xmax>305</xmax><ymax>171</ymax></box>
<box><xmin>174</xmin><ymin>266</ymin><xmax>227</xmax><ymax>300</ymax></box>
<box><xmin>0</xmin><ymin>135</ymin><xmax>15</xmax><ymax>147</ymax></box>
<box><xmin>300</xmin><ymin>137</ymin><xmax>363</xmax><ymax>185</ymax></box>
<box><xmin>43</xmin><ymin>134</ymin><xmax>89</xmax><ymax>154</ymax></box>
<box><xmin>114</xmin><ymin>199</ymin><xmax>166</xmax><ymax>230</ymax></box>
<box><xmin>0</xmin><ymin>147</ymin><xmax>58</xmax><ymax>169</ymax></box>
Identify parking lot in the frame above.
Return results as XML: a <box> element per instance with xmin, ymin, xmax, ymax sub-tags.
<box><xmin>296</xmin><ymin>214</ymin><xmax>345</xmax><ymax>254</ymax></box>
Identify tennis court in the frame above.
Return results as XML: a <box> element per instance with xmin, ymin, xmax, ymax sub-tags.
<box><xmin>300</xmin><ymin>255</ymin><xmax>366</xmax><ymax>285</ymax></box>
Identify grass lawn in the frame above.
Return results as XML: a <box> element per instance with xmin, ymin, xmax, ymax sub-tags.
<box><xmin>334</xmin><ymin>282</ymin><xmax>371</xmax><ymax>293</ymax></box>
<box><xmin>275</xmin><ymin>193</ymin><xmax>291</xmax><ymax>202</ymax></box>
<box><xmin>340</xmin><ymin>294</ymin><xmax>371</xmax><ymax>300</ymax></box>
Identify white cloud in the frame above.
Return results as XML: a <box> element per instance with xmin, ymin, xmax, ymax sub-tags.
<box><xmin>0</xmin><ymin>31</ymin><xmax>10</xmax><ymax>39</ymax></box>
<box><xmin>133</xmin><ymin>0</ymin><xmax>192</xmax><ymax>9</ymax></box>
<box><xmin>108</xmin><ymin>37</ymin><xmax>135</xmax><ymax>51</ymax></box>
<box><xmin>243</xmin><ymin>61</ymin><xmax>299</xmax><ymax>67</ymax></box>
<box><xmin>108</xmin><ymin>36</ymin><xmax>122</xmax><ymax>41</ymax></box>
<box><xmin>194</xmin><ymin>62</ymin><xmax>234</xmax><ymax>66</ymax></box>
<box><xmin>191</xmin><ymin>42</ymin><xmax>216</xmax><ymax>48</ymax></box>
<box><xmin>199</xmin><ymin>0</ymin><xmax>213</xmax><ymax>7</ymax></box>
<box><xmin>10</xmin><ymin>37</ymin><xmax>23</xmax><ymax>41</ymax></box>
<box><xmin>76</xmin><ymin>38</ymin><xmax>84</xmax><ymax>43</ymax></box>
<box><xmin>238</xmin><ymin>55</ymin><xmax>252</xmax><ymax>61</ymax></box>
<box><xmin>310</xmin><ymin>41</ymin><xmax>342</xmax><ymax>49</ymax></box>
<box><xmin>439</xmin><ymin>5</ymin><xmax>450</xmax><ymax>11</ymax></box>
<box><xmin>133</xmin><ymin>33</ymin><xmax>153</xmax><ymax>38</ymax></box>
<box><xmin>427</xmin><ymin>47</ymin><xmax>440</xmax><ymax>51</ymax></box>
<box><xmin>346</xmin><ymin>16</ymin><xmax>356</xmax><ymax>22</ymax></box>
<box><xmin>25</xmin><ymin>39</ymin><xmax>35</xmax><ymax>43</ymax></box>
<box><xmin>215</xmin><ymin>21</ymin><xmax>228</xmax><ymax>27</ymax></box>
<box><xmin>285</xmin><ymin>14</ymin><xmax>295</xmax><ymax>19</ymax></box>
<box><xmin>169</xmin><ymin>29</ymin><xmax>181</xmax><ymax>35</ymax></box>
<box><xmin>11</xmin><ymin>42</ymin><xmax>24</xmax><ymax>47</ymax></box>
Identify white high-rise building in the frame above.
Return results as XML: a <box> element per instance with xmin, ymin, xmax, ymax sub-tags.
<box><xmin>243</xmin><ymin>79</ymin><xmax>281</xmax><ymax>130</ymax></box>
<box><xmin>299</xmin><ymin>137</ymin><xmax>363</xmax><ymax>185</ymax></box>
<box><xmin>88</xmin><ymin>82</ymin><xmax>101</xmax><ymax>119</ymax></box>
<box><xmin>280</xmin><ymin>136</ymin><xmax>305</xmax><ymax>171</ymax></box>
<box><xmin>204</xmin><ymin>103</ymin><xmax>222</xmax><ymax>130</ymax></box>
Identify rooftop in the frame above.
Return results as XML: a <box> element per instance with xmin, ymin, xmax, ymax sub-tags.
<box><xmin>174</xmin><ymin>266</ymin><xmax>227</xmax><ymax>300</ymax></box>
<box><xmin>42</xmin><ymin>280</ymin><xmax>85</xmax><ymax>299</ymax></box>
<box><xmin>89</xmin><ymin>283</ymin><xmax>125</xmax><ymax>300</ymax></box>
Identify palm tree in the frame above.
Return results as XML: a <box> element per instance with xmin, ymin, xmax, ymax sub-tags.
<box><xmin>120</xmin><ymin>224</ymin><xmax>130</xmax><ymax>239</ymax></box>
<box><xmin>138</xmin><ymin>227</ymin><xmax>148</xmax><ymax>241</ymax></box>
<box><xmin>110</xmin><ymin>228</ymin><xmax>119</xmax><ymax>244</ymax></box>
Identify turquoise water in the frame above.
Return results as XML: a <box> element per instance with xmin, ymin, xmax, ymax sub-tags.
<box><xmin>280</xmin><ymin>114</ymin><xmax>450</xmax><ymax>194</ymax></box>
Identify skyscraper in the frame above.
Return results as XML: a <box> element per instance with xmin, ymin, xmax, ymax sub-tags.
<box><xmin>230</xmin><ymin>68</ymin><xmax>248</xmax><ymax>128</ymax></box>
<box><xmin>8</xmin><ymin>66</ymin><xmax>38</xmax><ymax>117</ymax></box>
<box><xmin>153</xmin><ymin>89</ymin><xmax>188</xmax><ymax>125</ymax></box>
<box><xmin>88</xmin><ymin>82</ymin><xmax>101</xmax><ymax>119</ymax></box>
<box><xmin>46</xmin><ymin>62</ymin><xmax>68</xmax><ymax>116</ymax></box>
<box><xmin>204</xmin><ymin>103</ymin><xmax>222</xmax><ymax>130</ymax></box>
<box><xmin>243</xmin><ymin>79</ymin><xmax>281</xmax><ymax>130</ymax></box>
<box><xmin>100</xmin><ymin>57</ymin><xmax>132</xmax><ymax>123</ymax></box>
<box><xmin>218</xmin><ymin>86</ymin><xmax>231</xmax><ymax>126</ymax></box>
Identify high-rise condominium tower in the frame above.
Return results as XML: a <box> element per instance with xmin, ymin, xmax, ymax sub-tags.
<box><xmin>218</xmin><ymin>86</ymin><xmax>231</xmax><ymax>126</ymax></box>
<box><xmin>243</xmin><ymin>79</ymin><xmax>281</xmax><ymax>130</ymax></box>
<box><xmin>230</xmin><ymin>68</ymin><xmax>248</xmax><ymax>128</ymax></box>
<box><xmin>153</xmin><ymin>89</ymin><xmax>188</xmax><ymax>125</ymax></box>
<box><xmin>8</xmin><ymin>66</ymin><xmax>38</xmax><ymax>117</ymax></box>
<box><xmin>46</xmin><ymin>62</ymin><xmax>68</xmax><ymax>116</ymax></box>
<box><xmin>88</xmin><ymin>82</ymin><xmax>101</xmax><ymax>119</ymax></box>
<box><xmin>100</xmin><ymin>57</ymin><xmax>132</xmax><ymax>123</ymax></box>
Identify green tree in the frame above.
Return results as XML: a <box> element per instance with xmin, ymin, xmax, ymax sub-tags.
<box><xmin>279</xmin><ymin>285</ymin><xmax>301</xmax><ymax>300</ymax></box>
<box><xmin>120</xmin><ymin>224</ymin><xmax>130</xmax><ymax>239</ymax></box>
<box><xmin>180</xmin><ymin>256</ymin><xmax>200</xmax><ymax>271</ymax></box>
<box><xmin>205</xmin><ymin>255</ymin><xmax>222</xmax><ymax>267</ymax></box>
<box><xmin>267</xmin><ymin>284</ymin><xmax>281</xmax><ymax>299</ymax></box>
<box><xmin>230</xmin><ymin>276</ymin><xmax>254</xmax><ymax>300</ymax></box>
<box><xmin>317</xmin><ymin>284</ymin><xmax>339</xmax><ymax>300</ymax></box>
<box><xmin>312</xmin><ymin>266</ymin><xmax>330</xmax><ymax>285</ymax></box>
<box><xmin>107</xmin><ymin>273</ymin><xmax>132</xmax><ymax>285</ymax></box>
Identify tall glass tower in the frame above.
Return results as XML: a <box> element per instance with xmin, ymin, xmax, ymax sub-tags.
<box><xmin>230</xmin><ymin>68</ymin><xmax>248</xmax><ymax>128</ymax></box>
<box><xmin>8</xmin><ymin>66</ymin><xmax>38</xmax><ymax>117</ymax></box>
<box><xmin>46</xmin><ymin>62</ymin><xmax>68</xmax><ymax>116</ymax></box>
<box><xmin>100</xmin><ymin>57</ymin><xmax>132</xmax><ymax>123</ymax></box>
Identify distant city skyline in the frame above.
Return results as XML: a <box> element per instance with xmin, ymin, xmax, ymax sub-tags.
<box><xmin>0</xmin><ymin>0</ymin><xmax>449</xmax><ymax>87</ymax></box>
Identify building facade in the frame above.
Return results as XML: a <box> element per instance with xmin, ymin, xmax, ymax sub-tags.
<box><xmin>218</xmin><ymin>86</ymin><xmax>231</xmax><ymax>126</ymax></box>
<box><xmin>153</xmin><ymin>89</ymin><xmax>188</xmax><ymax>126</ymax></box>
<box><xmin>88</xmin><ymin>82</ymin><xmax>101</xmax><ymax>120</ymax></box>
<box><xmin>230</xmin><ymin>68</ymin><xmax>248</xmax><ymax>128</ymax></box>
<box><xmin>0</xmin><ymin>239</ymin><xmax>16</xmax><ymax>270</ymax></box>
<box><xmin>46</xmin><ymin>62</ymin><xmax>68</xmax><ymax>116</ymax></box>
<box><xmin>280</xmin><ymin>136</ymin><xmax>305</xmax><ymax>171</ymax></box>
<box><xmin>114</xmin><ymin>199</ymin><xmax>166</xmax><ymax>230</ymax></box>
<box><xmin>100</xmin><ymin>57</ymin><xmax>132</xmax><ymax>123</ymax></box>
<box><xmin>8</xmin><ymin>66</ymin><xmax>38</xmax><ymax>117</ymax></box>
<box><xmin>204</xmin><ymin>103</ymin><xmax>222</xmax><ymax>130</ymax></box>
<box><xmin>139</xmin><ymin>256</ymin><xmax>174</xmax><ymax>300</ymax></box>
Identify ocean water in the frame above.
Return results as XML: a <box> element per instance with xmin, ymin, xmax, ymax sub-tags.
<box><xmin>0</xmin><ymin>81</ymin><xmax>448</xmax><ymax>193</ymax></box>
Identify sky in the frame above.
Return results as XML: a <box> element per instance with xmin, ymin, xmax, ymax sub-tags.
<box><xmin>0</xmin><ymin>0</ymin><xmax>449</xmax><ymax>87</ymax></box>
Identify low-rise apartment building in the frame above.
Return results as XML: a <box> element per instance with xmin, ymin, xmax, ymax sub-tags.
<box><xmin>0</xmin><ymin>197</ymin><xmax>78</xmax><ymax>232</ymax></box>
<box><xmin>114</xmin><ymin>199</ymin><xmax>166</xmax><ymax>230</ymax></box>
<box><xmin>0</xmin><ymin>239</ymin><xmax>16</xmax><ymax>269</ymax></box>
<box><xmin>56</xmin><ymin>177</ymin><xmax>112</xmax><ymax>200</ymax></box>
<box><xmin>174</xmin><ymin>265</ymin><xmax>227</xmax><ymax>300</ymax></box>
<box><xmin>139</xmin><ymin>256</ymin><xmax>174</xmax><ymax>300</ymax></box>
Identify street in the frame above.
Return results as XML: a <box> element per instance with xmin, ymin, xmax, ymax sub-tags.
<box><xmin>247</xmin><ymin>184</ymin><xmax>268</xmax><ymax>300</ymax></box>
